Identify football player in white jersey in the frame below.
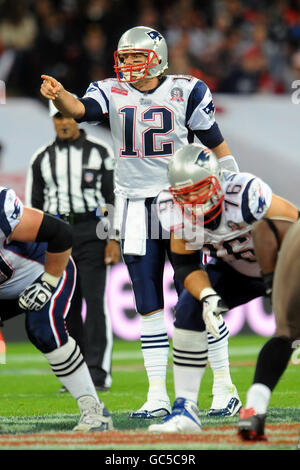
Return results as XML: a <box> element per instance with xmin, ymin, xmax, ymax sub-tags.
<box><xmin>148</xmin><ymin>143</ymin><xmax>299</xmax><ymax>433</ymax></box>
<box><xmin>40</xmin><ymin>26</ymin><xmax>241</xmax><ymax>418</ymax></box>
<box><xmin>0</xmin><ymin>186</ymin><xmax>113</xmax><ymax>432</ymax></box>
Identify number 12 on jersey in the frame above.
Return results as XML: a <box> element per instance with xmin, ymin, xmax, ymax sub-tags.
<box><xmin>119</xmin><ymin>106</ymin><xmax>174</xmax><ymax>158</ymax></box>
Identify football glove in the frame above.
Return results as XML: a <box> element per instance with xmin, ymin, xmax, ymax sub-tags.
<box><xmin>200</xmin><ymin>288</ymin><xmax>228</xmax><ymax>339</ymax></box>
<box><xmin>18</xmin><ymin>272</ymin><xmax>60</xmax><ymax>312</ymax></box>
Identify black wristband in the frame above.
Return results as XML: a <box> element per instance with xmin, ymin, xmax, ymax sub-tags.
<box><xmin>172</xmin><ymin>251</ymin><xmax>204</xmax><ymax>284</ymax></box>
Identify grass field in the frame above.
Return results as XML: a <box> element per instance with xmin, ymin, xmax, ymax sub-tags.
<box><xmin>0</xmin><ymin>334</ymin><xmax>299</xmax><ymax>451</ymax></box>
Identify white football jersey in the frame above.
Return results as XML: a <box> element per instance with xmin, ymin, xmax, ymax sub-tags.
<box><xmin>0</xmin><ymin>187</ymin><xmax>44</xmax><ymax>298</ymax></box>
<box><xmin>156</xmin><ymin>171</ymin><xmax>273</xmax><ymax>277</ymax></box>
<box><xmin>82</xmin><ymin>75</ymin><xmax>216</xmax><ymax>198</ymax></box>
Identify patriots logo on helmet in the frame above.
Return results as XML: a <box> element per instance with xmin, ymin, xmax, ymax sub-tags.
<box><xmin>147</xmin><ymin>30</ymin><xmax>163</xmax><ymax>41</ymax></box>
<box><xmin>196</xmin><ymin>148</ymin><xmax>210</xmax><ymax>164</ymax></box>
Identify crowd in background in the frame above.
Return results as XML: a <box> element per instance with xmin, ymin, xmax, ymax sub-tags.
<box><xmin>1</xmin><ymin>0</ymin><xmax>300</xmax><ymax>99</ymax></box>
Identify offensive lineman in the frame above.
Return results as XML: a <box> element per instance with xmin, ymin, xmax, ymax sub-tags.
<box><xmin>0</xmin><ymin>186</ymin><xmax>112</xmax><ymax>432</ymax></box>
<box><xmin>40</xmin><ymin>25</ymin><xmax>241</xmax><ymax>419</ymax></box>
<box><xmin>148</xmin><ymin>143</ymin><xmax>298</xmax><ymax>433</ymax></box>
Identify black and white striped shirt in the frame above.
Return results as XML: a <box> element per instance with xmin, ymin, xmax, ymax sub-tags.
<box><xmin>25</xmin><ymin>130</ymin><xmax>115</xmax><ymax>215</ymax></box>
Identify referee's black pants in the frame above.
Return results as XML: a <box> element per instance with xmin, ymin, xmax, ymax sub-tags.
<box><xmin>66</xmin><ymin>219</ymin><xmax>113</xmax><ymax>388</ymax></box>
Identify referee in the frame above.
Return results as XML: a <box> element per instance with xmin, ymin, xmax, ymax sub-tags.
<box><xmin>25</xmin><ymin>100</ymin><xmax>120</xmax><ymax>391</ymax></box>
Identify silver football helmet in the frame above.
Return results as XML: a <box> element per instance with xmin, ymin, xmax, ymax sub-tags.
<box><xmin>168</xmin><ymin>143</ymin><xmax>224</xmax><ymax>225</ymax></box>
<box><xmin>114</xmin><ymin>26</ymin><xmax>168</xmax><ymax>83</ymax></box>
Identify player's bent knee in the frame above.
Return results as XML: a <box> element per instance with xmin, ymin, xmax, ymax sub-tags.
<box><xmin>26</xmin><ymin>322</ymin><xmax>68</xmax><ymax>353</ymax></box>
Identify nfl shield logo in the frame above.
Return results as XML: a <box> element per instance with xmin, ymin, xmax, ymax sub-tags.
<box><xmin>84</xmin><ymin>171</ymin><xmax>94</xmax><ymax>183</ymax></box>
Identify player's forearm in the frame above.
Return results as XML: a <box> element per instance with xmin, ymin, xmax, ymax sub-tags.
<box><xmin>53</xmin><ymin>91</ymin><xmax>85</xmax><ymax>119</ymax></box>
<box><xmin>44</xmin><ymin>249</ymin><xmax>71</xmax><ymax>278</ymax></box>
<box><xmin>211</xmin><ymin>140</ymin><xmax>232</xmax><ymax>158</ymax></box>
<box><xmin>184</xmin><ymin>269</ymin><xmax>212</xmax><ymax>301</ymax></box>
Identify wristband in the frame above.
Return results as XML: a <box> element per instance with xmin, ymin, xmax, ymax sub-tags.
<box><xmin>42</xmin><ymin>272</ymin><xmax>61</xmax><ymax>288</ymax></box>
<box><xmin>218</xmin><ymin>155</ymin><xmax>239</xmax><ymax>172</ymax></box>
<box><xmin>199</xmin><ymin>287</ymin><xmax>217</xmax><ymax>301</ymax></box>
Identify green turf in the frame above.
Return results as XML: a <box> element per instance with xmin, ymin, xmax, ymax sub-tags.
<box><xmin>0</xmin><ymin>335</ymin><xmax>299</xmax><ymax>450</ymax></box>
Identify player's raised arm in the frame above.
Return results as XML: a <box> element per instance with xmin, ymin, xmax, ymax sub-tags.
<box><xmin>40</xmin><ymin>74</ymin><xmax>85</xmax><ymax>119</ymax></box>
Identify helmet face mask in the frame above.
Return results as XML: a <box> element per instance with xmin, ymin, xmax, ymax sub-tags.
<box><xmin>114</xmin><ymin>48</ymin><xmax>160</xmax><ymax>82</ymax></box>
<box><xmin>168</xmin><ymin>144</ymin><xmax>224</xmax><ymax>226</ymax></box>
<box><xmin>114</xmin><ymin>26</ymin><xmax>168</xmax><ymax>83</ymax></box>
<box><xmin>170</xmin><ymin>176</ymin><xmax>224</xmax><ymax>225</ymax></box>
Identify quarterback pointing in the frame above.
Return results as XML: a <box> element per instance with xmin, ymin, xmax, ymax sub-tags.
<box><xmin>0</xmin><ymin>186</ymin><xmax>113</xmax><ymax>432</ymax></box>
<box><xmin>148</xmin><ymin>143</ymin><xmax>299</xmax><ymax>433</ymax></box>
<box><xmin>40</xmin><ymin>26</ymin><xmax>241</xmax><ymax>419</ymax></box>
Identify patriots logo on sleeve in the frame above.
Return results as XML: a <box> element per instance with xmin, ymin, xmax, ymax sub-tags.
<box><xmin>256</xmin><ymin>185</ymin><xmax>266</xmax><ymax>214</ymax></box>
<box><xmin>203</xmin><ymin>100</ymin><xmax>215</xmax><ymax>118</ymax></box>
<box><xmin>11</xmin><ymin>198</ymin><xmax>21</xmax><ymax>220</ymax></box>
<box><xmin>86</xmin><ymin>86</ymin><xmax>97</xmax><ymax>94</ymax></box>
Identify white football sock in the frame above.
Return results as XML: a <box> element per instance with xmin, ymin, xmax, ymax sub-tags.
<box><xmin>245</xmin><ymin>383</ymin><xmax>271</xmax><ymax>414</ymax></box>
<box><xmin>173</xmin><ymin>328</ymin><xmax>208</xmax><ymax>403</ymax></box>
<box><xmin>44</xmin><ymin>336</ymin><xmax>100</xmax><ymax>404</ymax></box>
<box><xmin>140</xmin><ymin>310</ymin><xmax>169</xmax><ymax>401</ymax></box>
<box><xmin>207</xmin><ymin>317</ymin><xmax>235</xmax><ymax>406</ymax></box>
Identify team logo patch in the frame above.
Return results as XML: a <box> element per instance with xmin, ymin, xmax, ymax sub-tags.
<box><xmin>11</xmin><ymin>198</ymin><xmax>21</xmax><ymax>220</ymax></box>
<box><xmin>84</xmin><ymin>171</ymin><xmax>95</xmax><ymax>183</ymax></box>
<box><xmin>256</xmin><ymin>185</ymin><xmax>266</xmax><ymax>213</ymax></box>
<box><xmin>170</xmin><ymin>87</ymin><xmax>184</xmax><ymax>102</ymax></box>
<box><xmin>203</xmin><ymin>100</ymin><xmax>215</xmax><ymax>118</ymax></box>
<box><xmin>111</xmin><ymin>87</ymin><xmax>128</xmax><ymax>96</ymax></box>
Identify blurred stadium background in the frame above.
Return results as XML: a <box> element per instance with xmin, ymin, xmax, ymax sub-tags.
<box><xmin>0</xmin><ymin>0</ymin><xmax>300</xmax><ymax>343</ymax></box>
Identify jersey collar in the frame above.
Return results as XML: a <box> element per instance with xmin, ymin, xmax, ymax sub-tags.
<box><xmin>129</xmin><ymin>76</ymin><xmax>167</xmax><ymax>95</ymax></box>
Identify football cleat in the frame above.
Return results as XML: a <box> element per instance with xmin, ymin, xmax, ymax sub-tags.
<box><xmin>73</xmin><ymin>395</ymin><xmax>113</xmax><ymax>432</ymax></box>
<box><xmin>237</xmin><ymin>408</ymin><xmax>267</xmax><ymax>441</ymax></box>
<box><xmin>129</xmin><ymin>398</ymin><xmax>171</xmax><ymax>419</ymax></box>
<box><xmin>208</xmin><ymin>385</ymin><xmax>242</xmax><ymax>417</ymax></box>
<box><xmin>148</xmin><ymin>397</ymin><xmax>202</xmax><ymax>433</ymax></box>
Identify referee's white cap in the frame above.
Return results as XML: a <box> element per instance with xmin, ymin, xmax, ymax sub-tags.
<box><xmin>49</xmin><ymin>100</ymin><xmax>59</xmax><ymax>117</ymax></box>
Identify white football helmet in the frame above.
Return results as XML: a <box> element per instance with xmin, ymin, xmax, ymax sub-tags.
<box><xmin>114</xmin><ymin>26</ymin><xmax>168</xmax><ymax>82</ymax></box>
<box><xmin>168</xmin><ymin>143</ymin><xmax>224</xmax><ymax>225</ymax></box>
